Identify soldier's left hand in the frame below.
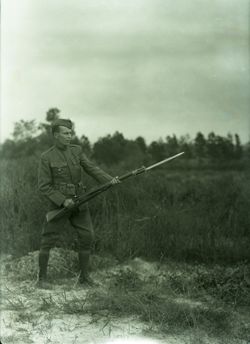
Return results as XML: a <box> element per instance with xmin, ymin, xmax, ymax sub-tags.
<box><xmin>111</xmin><ymin>176</ymin><xmax>121</xmax><ymax>185</ymax></box>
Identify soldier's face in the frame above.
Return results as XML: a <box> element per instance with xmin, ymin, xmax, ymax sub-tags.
<box><xmin>55</xmin><ymin>126</ymin><xmax>72</xmax><ymax>146</ymax></box>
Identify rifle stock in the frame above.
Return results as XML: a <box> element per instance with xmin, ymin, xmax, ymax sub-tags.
<box><xmin>46</xmin><ymin>208</ymin><xmax>68</xmax><ymax>222</ymax></box>
<box><xmin>46</xmin><ymin>181</ymin><xmax>113</xmax><ymax>222</ymax></box>
<box><xmin>45</xmin><ymin>152</ymin><xmax>184</xmax><ymax>222</ymax></box>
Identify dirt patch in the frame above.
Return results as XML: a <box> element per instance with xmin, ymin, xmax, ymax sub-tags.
<box><xmin>1</xmin><ymin>250</ymin><xmax>249</xmax><ymax>344</ymax></box>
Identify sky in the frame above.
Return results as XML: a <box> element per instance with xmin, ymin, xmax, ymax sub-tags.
<box><xmin>1</xmin><ymin>0</ymin><xmax>250</xmax><ymax>144</ymax></box>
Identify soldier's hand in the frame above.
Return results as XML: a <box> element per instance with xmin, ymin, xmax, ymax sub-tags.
<box><xmin>111</xmin><ymin>176</ymin><xmax>121</xmax><ymax>185</ymax></box>
<box><xmin>63</xmin><ymin>198</ymin><xmax>75</xmax><ymax>208</ymax></box>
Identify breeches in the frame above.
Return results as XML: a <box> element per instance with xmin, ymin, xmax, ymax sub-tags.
<box><xmin>40</xmin><ymin>204</ymin><xmax>94</xmax><ymax>252</ymax></box>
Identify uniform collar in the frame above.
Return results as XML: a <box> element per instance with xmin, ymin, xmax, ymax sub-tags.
<box><xmin>54</xmin><ymin>142</ymin><xmax>68</xmax><ymax>151</ymax></box>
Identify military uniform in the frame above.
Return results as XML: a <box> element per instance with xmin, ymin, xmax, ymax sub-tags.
<box><xmin>37</xmin><ymin>118</ymin><xmax>113</xmax><ymax>286</ymax></box>
<box><xmin>38</xmin><ymin>145</ymin><xmax>112</xmax><ymax>251</ymax></box>
<box><xmin>38</xmin><ymin>144</ymin><xmax>112</xmax><ymax>252</ymax></box>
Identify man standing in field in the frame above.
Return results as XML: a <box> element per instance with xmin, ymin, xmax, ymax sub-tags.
<box><xmin>37</xmin><ymin>118</ymin><xmax>119</xmax><ymax>287</ymax></box>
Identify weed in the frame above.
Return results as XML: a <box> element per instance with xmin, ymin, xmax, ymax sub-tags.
<box><xmin>83</xmin><ymin>267</ymin><xmax>232</xmax><ymax>335</ymax></box>
<box><xmin>37</xmin><ymin>295</ymin><xmax>57</xmax><ymax>312</ymax></box>
<box><xmin>109</xmin><ymin>268</ymin><xmax>144</xmax><ymax>290</ymax></box>
<box><xmin>161</xmin><ymin>262</ymin><xmax>250</xmax><ymax>306</ymax></box>
<box><xmin>86</xmin><ymin>287</ymin><xmax>230</xmax><ymax>335</ymax></box>
<box><xmin>192</xmin><ymin>264</ymin><xmax>250</xmax><ymax>306</ymax></box>
<box><xmin>5</xmin><ymin>296</ymin><xmax>26</xmax><ymax>311</ymax></box>
<box><xmin>60</xmin><ymin>294</ymin><xmax>88</xmax><ymax>314</ymax></box>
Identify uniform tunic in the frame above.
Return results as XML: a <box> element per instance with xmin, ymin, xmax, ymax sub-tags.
<box><xmin>38</xmin><ymin>144</ymin><xmax>112</xmax><ymax>251</ymax></box>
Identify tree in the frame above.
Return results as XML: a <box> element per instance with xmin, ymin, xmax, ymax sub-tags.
<box><xmin>0</xmin><ymin>120</ymin><xmax>42</xmax><ymax>158</ymax></box>
<box><xmin>165</xmin><ymin>135</ymin><xmax>179</xmax><ymax>155</ymax></box>
<box><xmin>234</xmin><ymin>134</ymin><xmax>243</xmax><ymax>160</ymax></box>
<box><xmin>39</xmin><ymin>108</ymin><xmax>61</xmax><ymax>133</ymax></box>
<box><xmin>135</xmin><ymin>136</ymin><xmax>147</xmax><ymax>154</ymax></box>
<box><xmin>80</xmin><ymin>135</ymin><xmax>92</xmax><ymax>157</ymax></box>
<box><xmin>194</xmin><ymin>132</ymin><xmax>206</xmax><ymax>159</ymax></box>
<box><xmin>12</xmin><ymin>120</ymin><xmax>40</xmax><ymax>142</ymax></box>
<box><xmin>148</xmin><ymin>139</ymin><xmax>166</xmax><ymax>162</ymax></box>
<box><xmin>244</xmin><ymin>141</ymin><xmax>250</xmax><ymax>160</ymax></box>
<box><xmin>179</xmin><ymin>134</ymin><xmax>193</xmax><ymax>158</ymax></box>
<box><xmin>93</xmin><ymin>132</ymin><xmax>127</xmax><ymax>165</ymax></box>
<box><xmin>46</xmin><ymin>108</ymin><xmax>60</xmax><ymax>122</ymax></box>
<box><xmin>207</xmin><ymin>132</ymin><xmax>218</xmax><ymax>160</ymax></box>
<box><xmin>206</xmin><ymin>132</ymin><xmax>236</xmax><ymax>161</ymax></box>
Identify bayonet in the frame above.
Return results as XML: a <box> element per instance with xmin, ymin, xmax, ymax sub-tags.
<box><xmin>46</xmin><ymin>152</ymin><xmax>184</xmax><ymax>222</ymax></box>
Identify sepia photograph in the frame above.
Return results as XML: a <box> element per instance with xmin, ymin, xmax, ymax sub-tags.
<box><xmin>0</xmin><ymin>1</ymin><xmax>250</xmax><ymax>343</ymax></box>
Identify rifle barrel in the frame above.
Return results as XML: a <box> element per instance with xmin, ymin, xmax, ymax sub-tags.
<box><xmin>46</xmin><ymin>152</ymin><xmax>184</xmax><ymax>222</ymax></box>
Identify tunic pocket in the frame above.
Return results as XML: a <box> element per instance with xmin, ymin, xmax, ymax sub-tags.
<box><xmin>50</xmin><ymin>162</ymin><xmax>68</xmax><ymax>177</ymax></box>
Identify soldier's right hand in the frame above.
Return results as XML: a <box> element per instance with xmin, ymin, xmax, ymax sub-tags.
<box><xmin>63</xmin><ymin>198</ymin><xmax>75</xmax><ymax>208</ymax></box>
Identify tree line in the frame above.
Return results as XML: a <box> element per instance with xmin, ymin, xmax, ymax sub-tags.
<box><xmin>0</xmin><ymin>108</ymin><xmax>249</xmax><ymax>168</ymax></box>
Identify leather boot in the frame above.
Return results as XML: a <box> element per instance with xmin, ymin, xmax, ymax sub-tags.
<box><xmin>78</xmin><ymin>251</ymin><xmax>95</xmax><ymax>286</ymax></box>
<box><xmin>36</xmin><ymin>251</ymin><xmax>50</xmax><ymax>288</ymax></box>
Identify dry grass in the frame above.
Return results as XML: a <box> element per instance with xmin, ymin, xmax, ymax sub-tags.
<box><xmin>1</xmin><ymin>252</ymin><xmax>250</xmax><ymax>343</ymax></box>
<box><xmin>1</xmin><ymin>158</ymin><xmax>250</xmax><ymax>264</ymax></box>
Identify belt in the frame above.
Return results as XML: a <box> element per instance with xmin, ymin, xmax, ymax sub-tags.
<box><xmin>54</xmin><ymin>182</ymin><xmax>86</xmax><ymax>196</ymax></box>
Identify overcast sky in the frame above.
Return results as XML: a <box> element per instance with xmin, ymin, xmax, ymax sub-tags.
<box><xmin>1</xmin><ymin>0</ymin><xmax>249</xmax><ymax>143</ymax></box>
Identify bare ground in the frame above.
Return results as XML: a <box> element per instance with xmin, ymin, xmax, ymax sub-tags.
<box><xmin>0</xmin><ymin>250</ymin><xmax>249</xmax><ymax>344</ymax></box>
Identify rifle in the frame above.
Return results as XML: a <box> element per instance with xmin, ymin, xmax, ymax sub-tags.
<box><xmin>46</xmin><ymin>152</ymin><xmax>184</xmax><ymax>222</ymax></box>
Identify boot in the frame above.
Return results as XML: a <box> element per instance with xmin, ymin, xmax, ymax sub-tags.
<box><xmin>78</xmin><ymin>251</ymin><xmax>95</xmax><ymax>286</ymax></box>
<box><xmin>35</xmin><ymin>251</ymin><xmax>50</xmax><ymax>288</ymax></box>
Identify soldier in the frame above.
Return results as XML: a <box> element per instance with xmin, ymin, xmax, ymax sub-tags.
<box><xmin>37</xmin><ymin>118</ymin><xmax>119</xmax><ymax>287</ymax></box>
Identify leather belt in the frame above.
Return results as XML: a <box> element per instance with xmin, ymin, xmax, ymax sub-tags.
<box><xmin>54</xmin><ymin>182</ymin><xmax>86</xmax><ymax>196</ymax></box>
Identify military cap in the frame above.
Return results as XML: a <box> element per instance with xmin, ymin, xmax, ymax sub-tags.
<box><xmin>51</xmin><ymin>118</ymin><xmax>73</xmax><ymax>130</ymax></box>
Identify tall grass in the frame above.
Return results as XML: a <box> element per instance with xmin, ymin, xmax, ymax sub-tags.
<box><xmin>0</xmin><ymin>157</ymin><xmax>249</xmax><ymax>263</ymax></box>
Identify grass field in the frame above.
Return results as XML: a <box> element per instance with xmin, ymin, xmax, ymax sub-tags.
<box><xmin>1</xmin><ymin>157</ymin><xmax>249</xmax><ymax>263</ymax></box>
